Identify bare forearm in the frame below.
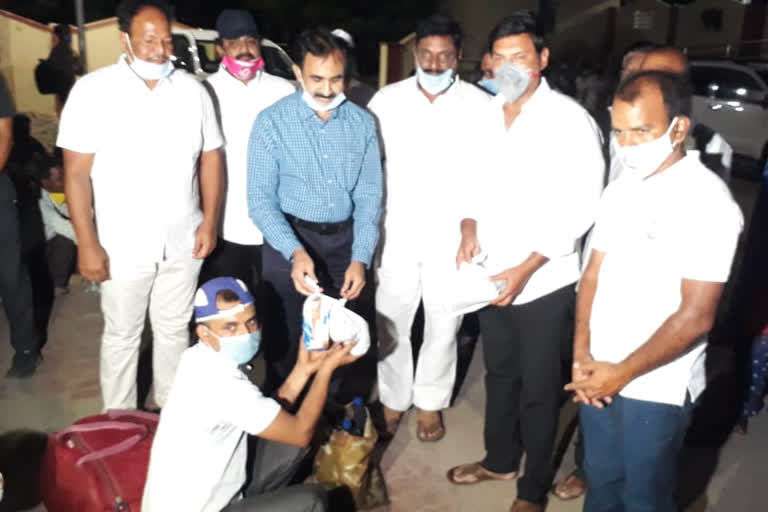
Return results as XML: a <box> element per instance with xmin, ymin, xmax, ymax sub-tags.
<box><xmin>276</xmin><ymin>367</ymin><xmax>311</xmax><ymax>406</ymax></box>
<box><xmin>460</xmin><ymin>218</ymin><xmax>477</xmax><ymax>237</ymax></box>
<box><xmin>199</xmin><ymin>149</ymin><xmax>223</xmax><ymax>226</ymax></box>
<box><xmin>619</xmin><ymin>310</ymin><xmax>713</xmax><ymax>381</ymax></box>
<box><xmin>293</xmin><ymin>368</ymin><xmax>333</xmax><ymax>441</ymax></box>
<box><xmin>66</xmin><ymin>173</ymin><xmax>99</xmax><ymax>247</ymax></box>
<box><xmin>573</xmin><ymin>275</ymin><xmax>597</xmax><ymax>361</ymax></box>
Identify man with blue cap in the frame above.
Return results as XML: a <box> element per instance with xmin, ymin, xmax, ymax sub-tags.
<box><xmin>142</xmin><ymin>277</ymin><xmax>358</xmax><ymax>511</ymax></box>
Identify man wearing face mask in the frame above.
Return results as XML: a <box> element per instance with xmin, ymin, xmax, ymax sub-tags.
<box><xmin>143</xmin><ymin>277</ymin><xmax>358</xmax><ymax>512</ymax></box>
<box><xmin>368</xmin><ymin>14</ymin><xmax>489</xmax><ymax>441</ymax></box>
<box><xmin>247</xmin><ymin>27</ymin><xmax>382</xmax><ymax>393</ymax></box>
<box><xmin>57</xmin><ymin>0</ymin><xmax>224</xmax><ymax>411</ymax></box>
<box><xmin>447</xmin><ymin>12</ymin><xmax>604</xmax><ymax>512</ymax></box>
<box><xmin>201</xmin><ymin>10</ymin><xmax>295</xmax><ymax>291</ymax></box>
<box><xmin>565</xmin><ymin>71</ymin><xmax>743</xmax><ymax>512</ymax></box>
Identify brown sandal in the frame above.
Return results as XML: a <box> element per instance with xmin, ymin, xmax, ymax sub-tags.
<box><xmin>417</xmin><ymin>410</ymin><xmax>445</xmax><ymax>442</ymax></box>
<box><xmin>551</xmin><ymin>471</ymin><xmax>587</xmax><ymax>500</ymax></box>
<box><xmin>446</xmin><ymin>462</ymin><xmax>518</xmax><ymax>485</ymax></box>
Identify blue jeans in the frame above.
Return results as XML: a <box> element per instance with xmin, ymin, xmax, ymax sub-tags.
<box><xmin>580</xmin><ymin>394</ymin><xmax>693</xmax><ymax>512</ymax></box>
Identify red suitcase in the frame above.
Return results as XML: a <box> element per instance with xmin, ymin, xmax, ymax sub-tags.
<box><xmin>40</xmin><ymin>409</ymin><xmax>159</xmax><ymax>512</ymax></box>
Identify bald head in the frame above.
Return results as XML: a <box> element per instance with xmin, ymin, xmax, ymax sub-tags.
<box><xmin>640</xmin><ymin>48</ymin><xmax>688</xmax><ymax>76</ymax></box>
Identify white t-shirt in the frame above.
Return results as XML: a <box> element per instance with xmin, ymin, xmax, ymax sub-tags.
<box><xmin>368</xmin><ymin>77</ymin><xmax>490</xmax><ymax>268</ymax></box>
<box><xmin>589</xmin><ymin>154</ymin><xmax>743</xmax><ymax>406</ymax></box>
<box><xmin>206</xmin><ymin>69</ymin><xmax>295</xmax><ymax>245</ymax></box>
<box><xmin>466</xmin><ymin>79</ymin><xmax>606</xmax><ymax>305</ymax></box>
<box><xmin>57</xmin><ymin>57</ymin><xmax>223</xmax><ymax>266</ymax></box>
<box><xmin>142</xmin><ymin>343</ymin><xmax>281</xmax><ymax>512</ymax></box>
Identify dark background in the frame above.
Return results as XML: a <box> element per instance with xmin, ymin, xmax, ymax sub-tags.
<box><xmin>0</xmin><ymin>0</ymin><xmax>440</xmax><ymax>76</ymax></box>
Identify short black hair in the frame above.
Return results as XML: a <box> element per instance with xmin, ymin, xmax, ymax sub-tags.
<box><xmin>53</xmin><ymin>24</ymin><xmax>71</xmax><ymax>40</ymax></box>
<box><xmin>293</xmin><ymin>26</ymin><xmax>347</xmax><ymax>67</ymax></box>
<box><xmin>615</xmin><ymin>70</ymin><xmax>693</xmax><ymax>123</ymax></box>
<box><xmin>621</xmin><ymin>40</ymin><xmax>662</xmax><ymax>60</ymax></box>
<box><xmin>26</xmin><ymin>152</ymin><xmax>56</xmax><ymax>183</ymax></box>
<box><xmin>416</xmin><ymin>14</ymin><xmax>463</xmax><ymax>50</ymax></box>
<box><xmin>117</xmin><ymin>0</ymin><xmax>173</xmax><ymax>33</ymax></box>
<box><xmin>488</xmin><ymin>10</ymin><xmax>546</xmax><ymax>53</ymax></box>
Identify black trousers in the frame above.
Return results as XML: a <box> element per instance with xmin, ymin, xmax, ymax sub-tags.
<box><xmin>222</xmin><ymin>439</ymin><xmax>327</xmax><ymax>512</ymax></box>
<box><xmin>46</xmin><ymin>235</ymin><xmax>77</xmax><ymax>288</ymax></box>
<box><xmin>479</xmin><ymin>284</ymin><xmax>575</xmax><ymax>504</ymax></box>
<box><xmin>261</xmin><ymin>221</ymin><xmax>353</xmax><ymax>394</ymax></box>
<box><xmin>0</xmin><ymin>174</ymin><xmax>39</xmax><ymax>356</ymax></box>
<box><xmin>199</xmin><ymin>238</ymin><xmax>263</xmax><ymax>291</ymax></box>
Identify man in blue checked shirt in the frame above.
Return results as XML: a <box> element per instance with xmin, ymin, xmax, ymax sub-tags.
<box><xmin>247</xmin><ymin>26</ymin><xmax>382</xmax><ymax>392</ymax></box>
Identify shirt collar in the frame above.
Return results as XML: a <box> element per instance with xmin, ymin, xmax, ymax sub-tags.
<box><xmin>295</xmin><ymin>90</ymin><xmax>347</xmax><ymax>121</ymax></box>
<box><xmin>410</xmin><ymin>74</ymin><xmax>462</xmax><ymax>103</ymax></box>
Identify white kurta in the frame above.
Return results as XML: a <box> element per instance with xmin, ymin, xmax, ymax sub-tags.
<box><xmin>369</xmin><ymin>77</ymin><xmax>490</xmax><ymax>411</ymax></box>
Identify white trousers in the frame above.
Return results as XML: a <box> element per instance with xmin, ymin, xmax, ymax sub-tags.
<box><xmin>376</xmin><ymin>262</ymin><xmax>462</xmax><ymax>412</ymax></box>
<box><xmin>100</xmin><ymin>256</ymin><xmax>203</xmax><ymax>410</ymax></box>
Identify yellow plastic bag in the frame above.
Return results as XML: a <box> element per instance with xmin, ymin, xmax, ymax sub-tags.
<box><xmin>313</xmin><ymin>403</ymin><xmax>388</xmax><ymax>509</ymax></box>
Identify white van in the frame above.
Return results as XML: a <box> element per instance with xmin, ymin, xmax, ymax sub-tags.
<box><xmin>690</xmin><ymin>60</ymin><xmax>768</xmax><ymax>162</ymax></box>
<box><xmin>171</xmin><ymin>28</ymin><xmax>296</xmax><ymax>83</ymax></box>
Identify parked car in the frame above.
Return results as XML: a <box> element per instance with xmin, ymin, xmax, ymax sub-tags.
<box><xmin>171</xmin><ymin>28</ymin><xmax>296</xmax><ymax>83</ymax></box>
<box><xmin>689</xmin><ymin>60</ymin><xmax>768</xmax><ymax>162</ymax></box>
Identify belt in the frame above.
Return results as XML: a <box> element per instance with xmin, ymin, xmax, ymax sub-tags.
<box><xmin>285</xmin><ymin>214</ymin><xmax>352</xmax><ymax>235</ymax></box>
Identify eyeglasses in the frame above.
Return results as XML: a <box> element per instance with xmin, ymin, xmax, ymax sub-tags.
<box><xmin>416</xmin><ymin>49</ymin><xmax>457</xmax><ymax>67</ymax></box>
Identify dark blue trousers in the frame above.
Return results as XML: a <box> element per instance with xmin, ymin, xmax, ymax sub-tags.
<box><xmin>580</xmin><ymin>394</ymin><xmax>693</xmax><ymax>512</ymax></box>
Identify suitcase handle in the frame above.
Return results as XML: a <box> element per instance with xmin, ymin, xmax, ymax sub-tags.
<box><xmin>57</xmin><ymin>421</ymin><xmax>151</xmax><ymax>467</ymax></box>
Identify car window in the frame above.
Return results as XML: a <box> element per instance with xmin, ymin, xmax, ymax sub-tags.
<box><xmin>262</xmin><ymin>46</ymin><xmax>294</xmax><ymax>80</ymax></box>
<box><xmin>171</xmin><ymin>34</ymin><xmax>195</xmax><ymax>73</ymax></box>
<box><xmin>196</xmin><ymin>41</ymin><xmax>220</xmax><ymax>74</ymax></box>
<box><xmin>690</xmin><ymin>65</ymin><xmax>763</xmax><ymax>101</ymax></box>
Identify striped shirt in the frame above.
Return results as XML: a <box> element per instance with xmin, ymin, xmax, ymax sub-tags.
<box><xmin>247</xmin><ymin>91</ymin><xmax>382</xmax><ymax>265</ymax></box>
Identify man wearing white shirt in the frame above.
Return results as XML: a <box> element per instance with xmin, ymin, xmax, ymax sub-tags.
<box><xmin>446</xmin><ymin>12</ymin><xmax>604</xmax><ymax>512</ymax></box>
<box><xmin>58</xmin><ymin>0</ymin><xmax>224</xmax><ymax>410</ymax></box>
<box><xmin>201</xmin><ymin>10</ymin><xmax>295</xmax><ymax>290</ymax></box>
<box><xmin>370</xmin><ymin>14</ymin><xmax>490</xmax><ymax>442</ymax></box>
<box><xmin>566</xmin><ymin>71</ymin><xmax>743</xmax><ymax>512</ymax></box>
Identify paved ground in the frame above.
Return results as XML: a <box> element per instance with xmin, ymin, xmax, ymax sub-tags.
<box><xmin>1</xmin><ymin>118</ymin><xmax>766</xmax><ymax>510</ymax></box>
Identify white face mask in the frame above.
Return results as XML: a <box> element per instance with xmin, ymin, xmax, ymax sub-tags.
<box><xmin>299</xmin><ymin>78</ymin><xmax>346</xmax><ymax>112</ymax></box>
<box><xmin>615</xmin><ymin>117</ymin><xmax>679</xmax><ymax>179</ymax></box>
<box><xmin>124</xmin><ymin>34</ymin><xmax>173</xmax><ymax>81</ymax></box>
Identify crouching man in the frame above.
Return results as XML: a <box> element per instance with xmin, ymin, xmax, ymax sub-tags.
<box><xmin>142</xmin><ymin>277</ymin><xmax>359</xmax><ymax>512</ymax></box>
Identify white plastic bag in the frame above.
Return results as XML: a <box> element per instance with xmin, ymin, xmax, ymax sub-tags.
<box><xmin>301</xmin><ymin>278</ymin><xmax>370</xmax><ymax>357</ymax></box>
<box><xmin>441</xmin><ymin>255</ymin><xmax>505</xmax><ymax>317</ymax></box>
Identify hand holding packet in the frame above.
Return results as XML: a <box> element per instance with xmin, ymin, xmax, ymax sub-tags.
<box><xmin>441</xmin><ymin>253</ymin><xmax>505</xmax><ymax>317</ymax></box>
<box><xmin>302</xmin><ymin>276</ymin><xmax>370</xmax><ymax>357</ymax></box>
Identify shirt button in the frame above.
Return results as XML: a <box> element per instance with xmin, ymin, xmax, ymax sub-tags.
<box><xmin>330</xmin><ymin>203</ymin><xmax>335</xmax><ymax>207</ymax></box>
<box><xmin>323</xmin><ymin>154</ymin><xmax>329</xmax><ymax>159</ymax></box>
<box><xmin>328</xmin><ymin>179</ymin><xmax>334</xmax><ymax>184</ymax></box>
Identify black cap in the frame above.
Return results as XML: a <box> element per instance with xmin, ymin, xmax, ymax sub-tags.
<box><xmin>216</xmin><ymin>9</ymin><xmax>260</xmax><ymax>40</ymax></box>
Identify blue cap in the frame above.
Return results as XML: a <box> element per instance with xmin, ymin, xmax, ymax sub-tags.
<box><xmin>216</xmin><ymin>9</ymin><xmax>260</xmax><ymax>41</ymax></box>
<box><xmin>194</xmin><ymin>277</ymin><xmax>255</xmax><ymax>323</ymax></box>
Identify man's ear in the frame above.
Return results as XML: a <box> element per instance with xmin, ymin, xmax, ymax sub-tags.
<box><xmin>673</xmin><ymin>116</ymin><xmax>692</xmax><ymax>146</ymax></box>
<box><xmin>197</xmin><ymin>324</ymin><xmax>220</xmax><ymax>351</ymax></box>
<box><xmin>292</xmin><ymin>64</ymin><xmax>303</xmax><ymax>85</ymax></box>
<box><xmin>539</xmin><ymin>47</ymin><xmax>550</xmax><ymax>73</ymax></box>
<box><xmin>119</xmin><ymin>31</ymin><xmax>131</xmax><ymax>56</ymax></box>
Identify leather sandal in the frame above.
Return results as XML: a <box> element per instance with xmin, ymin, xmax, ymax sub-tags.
<box><xmin>446</xmin><ymin>462</ymin><xmax>518</xmax><ymax>485</ymax></box>
<box><xmin>551</xmin><ymin>471</ymin><xmax>587</xmax><ymax>500</ymax></box>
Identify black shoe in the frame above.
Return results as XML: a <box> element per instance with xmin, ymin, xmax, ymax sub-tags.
<box><xmin>6</xmin><ymin>351</ymin><xmax>40</xmax><ymax>379</ymax></box>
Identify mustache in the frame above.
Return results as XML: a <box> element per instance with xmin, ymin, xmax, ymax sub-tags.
<box><xmin>235</xmin><ymin>53</ymin><xmax>256</xmax><ymax>61</ymax></box>
<box><xmin>423</xmin><ymin>68</ymin><xmax>444</xmax><ymax>75</ymax></box>
<box><xmin>313</xmin><ymin>93</ymin><xmax>337</xmax><ymax>100</ymax></box>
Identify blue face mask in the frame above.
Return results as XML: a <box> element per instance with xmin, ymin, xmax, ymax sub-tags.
<box><xmin>416</xmin><ymin>66</ymin><xmax>454</xmax><ymax>95</ymax></box>
<box><xmin>301</xmin><ymin>90</ymin><xmax>347</xmax><ymax>112</ymax></box>
<box><xmin>208</xmin><ymin>329</ymin><xmax>261</xmax><ymax>365</ymax></box>
<box><xmin>477</xmin><ymin>78</ymin><xmax>499</xmax><ymax>95</ymax></box>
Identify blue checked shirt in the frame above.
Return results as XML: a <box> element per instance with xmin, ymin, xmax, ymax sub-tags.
<box><xmin>247</xmin><ymin>92</ymin><xmax>383</xmax><ymax>265</ymax></box>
